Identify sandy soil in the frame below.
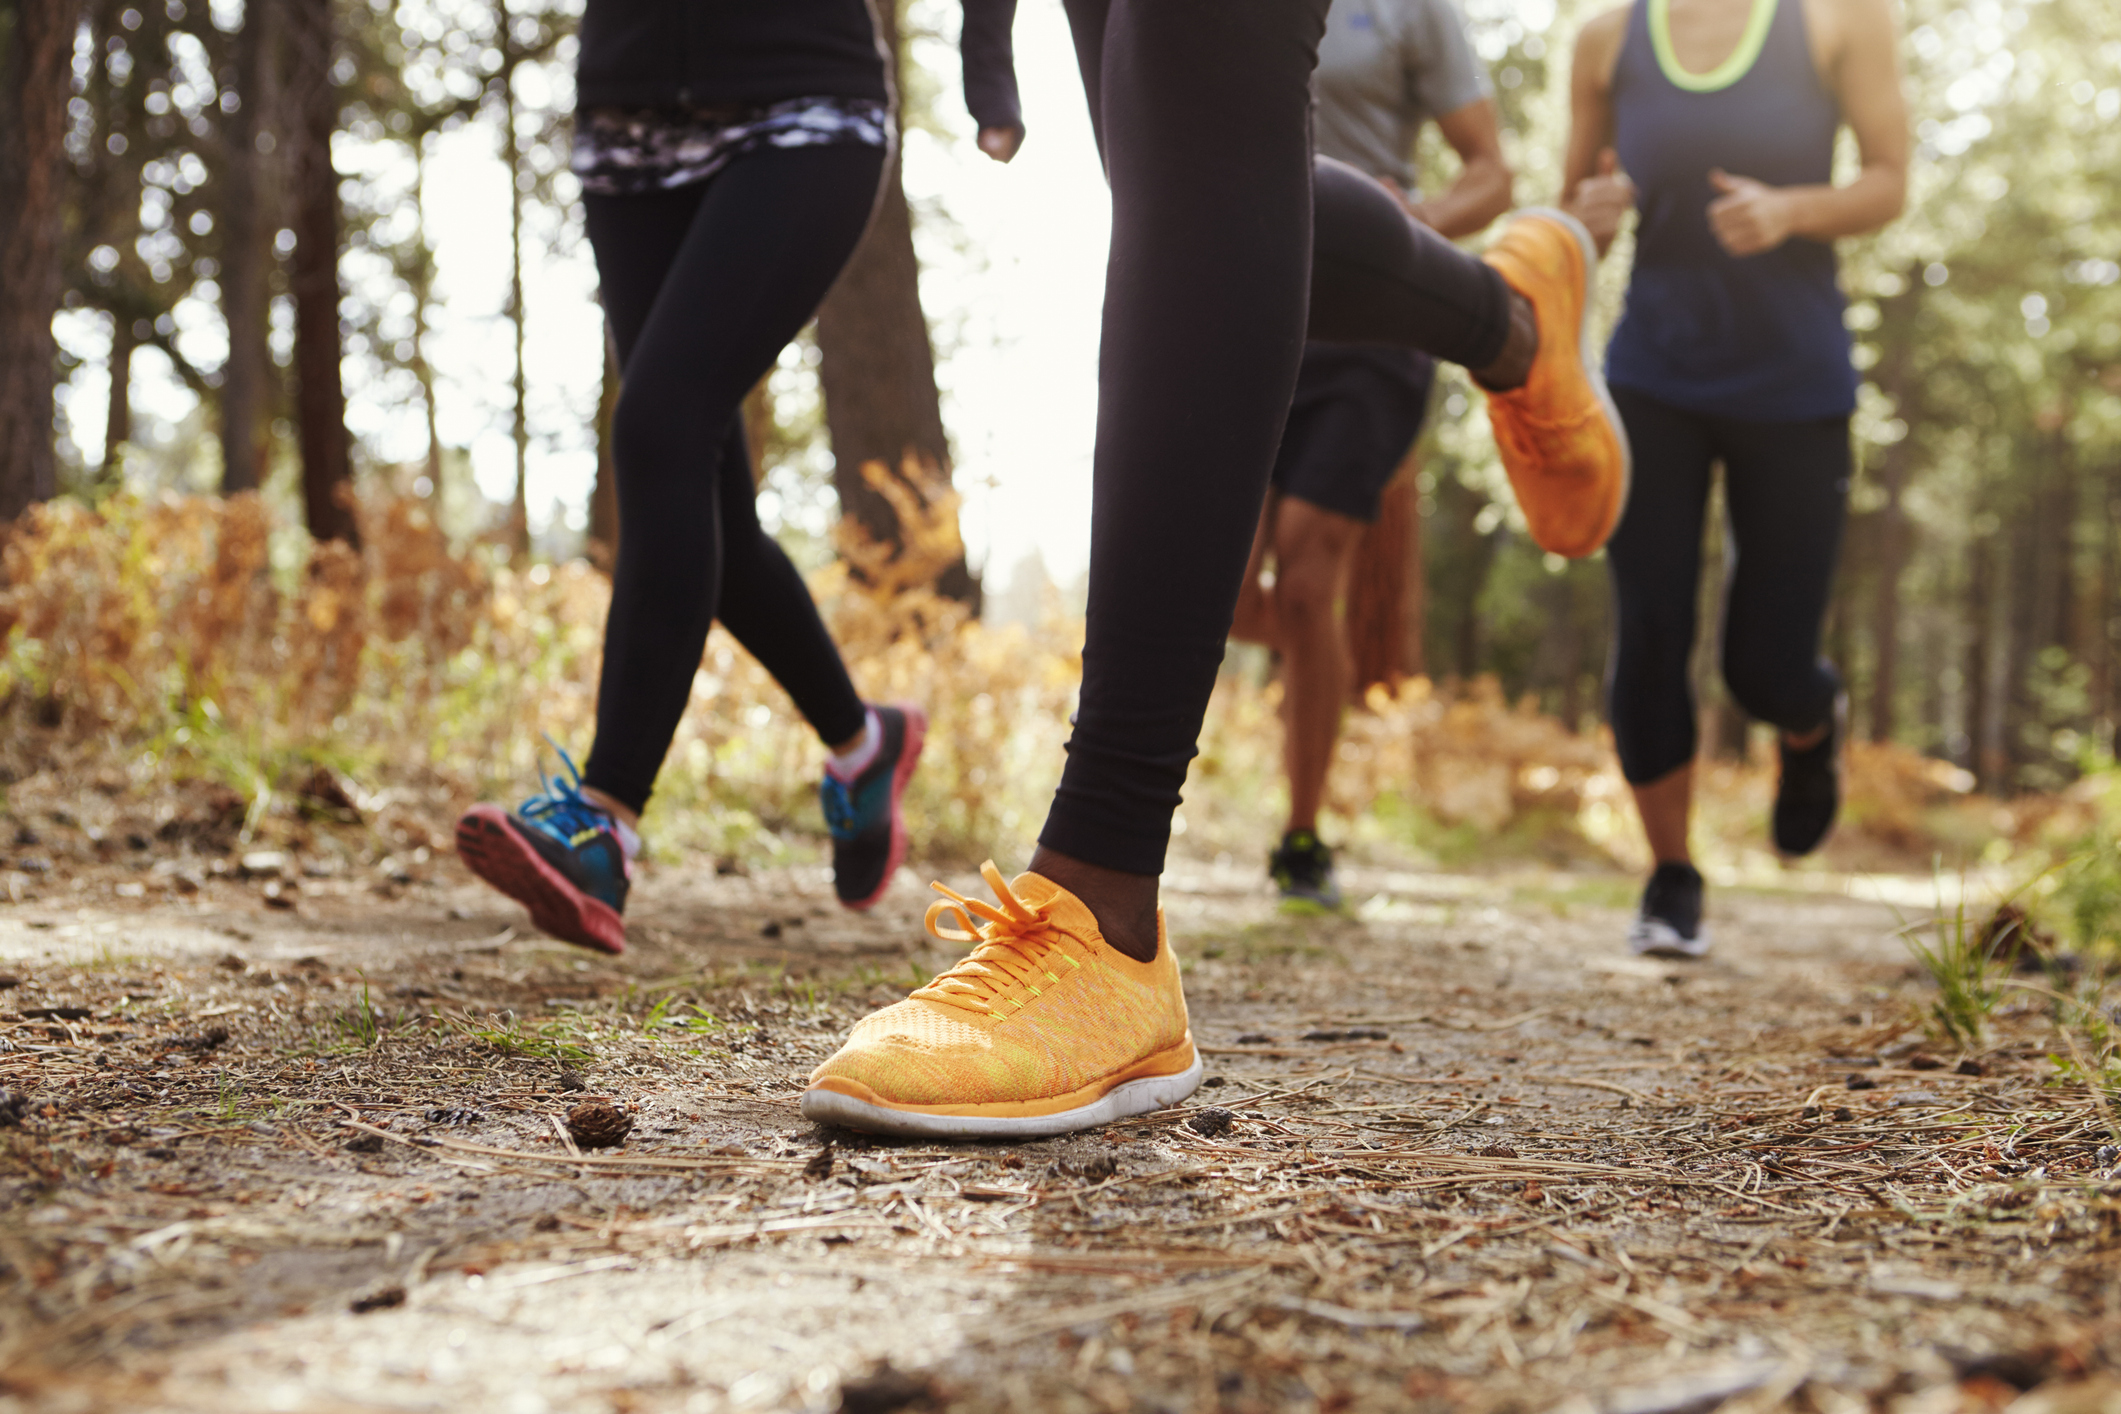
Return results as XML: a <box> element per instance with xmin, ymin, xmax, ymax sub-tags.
<box><xmin>1</xmin><ymin>846</ymin><xmax>2116</xmax><ymax>1414</ymax></box>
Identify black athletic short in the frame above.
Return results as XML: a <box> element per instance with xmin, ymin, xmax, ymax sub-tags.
<box><xmin>1267</xmin><ymin>342</ymin><xmax>1436</xmax><ymax>524</ymax></box>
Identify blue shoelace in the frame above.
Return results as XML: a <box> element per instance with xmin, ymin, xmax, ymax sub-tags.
<box><xmin>518</xmin><ymin>744</ymin><xmax>614</xmax><ymax>846</ymax></box>
<box><xmin>820</xmin><ymin>774</ymin><xmax>861</xmax><ymax>838</ymax></box>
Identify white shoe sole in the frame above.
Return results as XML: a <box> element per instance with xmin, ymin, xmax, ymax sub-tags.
<box><xmin>1629</xmin><ymin>917</ymin><xmax>1711</xmax><ymax>960</ymax></box>
<box><xmin>799</xmin><ymin>1054</ymin><xmax>1206</xmax><ymax>1141</ymax></box>
<box><xmin>1513</xmin><ymin>205</ymin><xmax>1633</xmax><ymax>544</ymax></box>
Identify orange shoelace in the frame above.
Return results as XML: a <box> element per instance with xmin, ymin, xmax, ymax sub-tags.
<box><xmin>913</xmin><ymin>862</ymin><xmax>1080</xmax><ymax>1016</ymax></box>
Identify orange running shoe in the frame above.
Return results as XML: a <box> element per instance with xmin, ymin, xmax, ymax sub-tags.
<box><xmin>1480</xmin><ymin>208</ymin><xmax>1630</xmax><ymax>559</ymax></box>
<box><xmin>801</xmin><ymin>863</ymin><xmax>1202</xmax><ymax>1139</ymax></box>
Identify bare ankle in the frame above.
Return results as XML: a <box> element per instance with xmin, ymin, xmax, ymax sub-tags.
<box><xmin>1472</xmin><ymin>289</ymin><xmax>1538</xmax><ymax>392</ymax></box>
<box><xmin>579</xmin><ymin>786</ymin><xmax>639</xmax><ymax>833</ymax></box>
<box><xmin>1026</xmin><ymin>846</ymin><xmax>1160</xmax><ymax>963</ymax></box>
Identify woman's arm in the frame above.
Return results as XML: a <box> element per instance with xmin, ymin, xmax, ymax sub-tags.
<box><xmin>1401</xmin><ymin>97</ymin><xmax>1514</xmax><ymax>240</ymax></box>
<box><xmin>961</xmin><ymin>0</ymin><xmax>1025</xmax><ymax>162</ymax></box>
<box><xmin>1706</xmin><ymin>0</ymin><xmax>1908</xmax><ymax>255</ymax></box>
<box><xmin>1560</xmin><ymin>6</ymin><xmax>1637</xmax><ymax>254</ymax></box>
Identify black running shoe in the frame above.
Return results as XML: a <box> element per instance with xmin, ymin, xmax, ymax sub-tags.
<box><xmin>1629</xmin><ymin>862</ymin><xmax>1708</xmax><ymax>959</ymax></box>
<box><xmin>819</xmin><ymin>703</ymin><xmax>926</xmax><ymax>911</ymax></box>
<box><xmin>1773</xmin><ymin>692</ymin><xmax>1846</xmax><ymax>857</ymax></box>
<box><xmin>1269</xmin><ymin>829</ymin><xmax>1344</xmax><ymax>915</ymax></box>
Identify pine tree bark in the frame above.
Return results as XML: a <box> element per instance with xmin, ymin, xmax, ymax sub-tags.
<box><xmin>587</xmin><ymin>317</ymin><xmax>620</xmax><ymax>571</ymax></box>
<box><xmin>0</xmin><ymin>0</ymin><xmax>84</xmax><ymax>520</ymax></box>
<box><xmin>284</xmin><ymin>0</ymin><xmax>357</xmax><ymax>545</ymax></box>
<box><xmin>813</xmin><ymin>0</ymin><xmax>977</xmax><ymax>607</ymax></box>
<box><xmin>1964</xmin><ymin>532</ymin><xmax>1999</xmax><ymax>789</ymax></box>
<box><xmin>1868</xmin><ymin>466</ymin><xmax>1908</xmax><ymax>743</ymax></box>
<box><xmin>497</xmin><ymin>0</ymin><xmax>530</xmax><ymax>555</ymax></box>
<box><xmin>101</xmin><ymin>318</ymin><xmax>134</xmax><ymax>487</ymax></box>
<box><xmin>217</xmin><ymin>0</ymin><xmax>275</xmax><ymax>494</ymax></box>
<box><xmin>2096</xmin><ymin>465</ymin><xmax>2120</xmax><ymax>744</ymax></box>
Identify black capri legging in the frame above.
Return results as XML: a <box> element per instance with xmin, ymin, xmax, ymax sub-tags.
<box><xmin>580</xmin><ymin>143</ymin><xmax>885</xmax><ymax>814</ymax></box>
<box><xmin>1604</xmin><ymin>385</ymin><xmax>1850</xmax><ymax>786</ymax></box>
<box><xmin>1043</xmin><ymin>0</ymin><xmax>1515</xmax><ymax>875</ymax></box>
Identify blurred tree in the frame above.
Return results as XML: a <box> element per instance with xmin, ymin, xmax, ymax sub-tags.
<box><xmin>0</xmin><ymin>0</ymin><xmax>86</xmax><ymax>519</ymax></box>
<box><xmin>814</xmin><ymin>0</ymin><xmax>978</xmax><ymax>607</ymax></box>
<box><xmin>217</xmin><ymin>0</ymin><xmax>275</xmax><ymax>494</ymax></box>
<box><xmin>285</xmin><ymin>0</ymin><xmax>355</xmax><ymax>545</ymax></box>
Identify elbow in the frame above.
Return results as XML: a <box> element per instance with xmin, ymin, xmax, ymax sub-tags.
<box><xmin>1867</xmin><ymin>163</ymin><xmax>1909</xmax><ymax>229</ymax></box>
<box><xmin>1884</xmin><ymin>171</ymin><xmax>1909</xmax><ymax>223</ymax></box>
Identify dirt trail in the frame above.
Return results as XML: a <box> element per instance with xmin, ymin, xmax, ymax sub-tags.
<box><xmin>1</xmin><ymin>853</ymin><xmax>2115</xmax><ymax>1414</ymax></box>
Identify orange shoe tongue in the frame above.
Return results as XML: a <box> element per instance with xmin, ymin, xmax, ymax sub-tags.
<box><xmin>1007</xmin><ymin>871</ymin><xmax>1103</xmax><ymax>943</ymax></box>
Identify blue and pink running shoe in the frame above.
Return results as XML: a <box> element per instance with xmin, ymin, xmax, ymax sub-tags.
<box><xmin>456</xmin><ymin>751</ymin><xmax>632</xmax><ymax>954</ymax></box>
<box><xmin>821</xmin><ymin>703</ymin><xmax>926</xmax><ymax>911</ymax></box>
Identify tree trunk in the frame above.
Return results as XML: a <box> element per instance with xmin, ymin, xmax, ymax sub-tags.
<box><xmin>812</xmin><ymin>0</ymin><xmax>977</xmax><ymax>607</ymax></box>
<box><xmin>1964</xmin><ymin>532</ymin><xmax>1997</xmax><ymax>787</ymax></box>
<box><xmin>101</xmin><ymin>317</ymin><xmax>135</xmax><ymax>487</ymax></box>
<box><xmin>2004</xmin><ymin>504</ymin><xmax>2039</xmax><ymax>783</ymax></box>
<box><xmin>2096</xmin><ymin>465</ymin><xmax>2120</xmax><ymax>750</ymax></box>
<box><xmin>587</xmin><ymin>316</ymin><xmax>620</xmax><ymax>571</ymax></box>
<box><xmin>217</xmin><ymin>0</ymin><xmax>274</xmax><ymax>494</ymax></box>
<box><xmin>498</xmin><ymin>0</ymin><xmax>530</xmax><ymax>555</ymax></box>
<box><xmin>285</xmin><ymin>0</ymin><xmax>357</xmax><ymax>546</ymax></box>
<box><xmin>1868</xmin><ymin>469</ymin><xmax>1908</xmax><ymax>743</ymax></box>
<box><xmin>0</xmin><ymin>0</ymin><xmax>83</xmax><ymax>520</ymax></box>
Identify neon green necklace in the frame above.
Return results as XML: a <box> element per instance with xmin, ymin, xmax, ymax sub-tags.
<box><xmin>1649</xmin><ymin>0</ymin><xmax>1778</xmax><ymax>92</ymax></box>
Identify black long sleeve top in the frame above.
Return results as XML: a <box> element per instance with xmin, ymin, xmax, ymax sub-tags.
<box><xmin>576</xmin><ymin>0</ymin><xmax>1023</xmax><ymax>133</ymax></box>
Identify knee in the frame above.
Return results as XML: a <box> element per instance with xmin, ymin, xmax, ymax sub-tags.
<box><xmin>1272</xmin><ymin>551</ymin><xmax>1341</xmax><ymax>628</ymax></box>
<box><xmin>1229</xmin><ymin>580</ymin><xmax>1273</xmax><ymax>645</ymax></box>
<box><xmin>1720</xmin><ymin>644</ymin><xmax>1825</xmax><ymax>729</ymax></box>
<box><xmin>1611</xmin><ymin>611</ymin><xmax>1693</xmax><ymax>688</ymax></box>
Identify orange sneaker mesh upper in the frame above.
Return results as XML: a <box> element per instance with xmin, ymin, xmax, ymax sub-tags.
<box><xmin>1481</xmin><ymin>211</ymin><xmax>1630</xmax><ymax>559</ymax></box>
<box><xmin>806</xmin><ymin>864</ymin><xmax>1194</xmax><ymax>1115</ymax></box>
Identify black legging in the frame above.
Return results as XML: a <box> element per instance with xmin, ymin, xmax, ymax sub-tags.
<box><xmin>1604</xmin><ymin>385</ymin><xmax>1849</xmax><ymax>785</ymax></box>
<box><xmin>581</xmin><ymin>143</ymin><xmax>884</xmax><ymax>814</ymax></box>
<box><xmin>1041</xmin><ymin>0</ymin><xmax>1514</xmax><ymax>875</ymax></box>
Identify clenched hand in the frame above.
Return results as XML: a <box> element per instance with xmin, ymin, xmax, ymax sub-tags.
<box><xmin>1707</xmin><ymin>168</ymin><xmax>1795</xmax><ymax>256</ymax></box>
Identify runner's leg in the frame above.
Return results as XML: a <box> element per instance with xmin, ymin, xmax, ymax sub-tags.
<box><xmin>1605</xmin><ymin>388</ymin><xmax>1715</xmax><ymax>789</ymax></box>
<box><xmin>1716</xmin><ymin>415</ymin><xmax>1850</xmax><ymax>736</ymax></box>
<box><xmin>1037</xmin><ymin>0</ymin><xmax>1333</xmax><ymax>954</ymax></box>
<box><xmin>1270</xmin><ymin>497</ymin><xmax>1365</xmax><ymax>834</ymax></box>
<box><xmin>709</xmin><ymin>417</ymin><xmax>869</xmax><ymax>749</ymax></box>
<box><xmin>1604</xmin><ymin>387</ymin><xmax>1715</xmax><ymax>864</ymax></box>
<box><xmin>581</xmin><ymin>143</ymin><xmax>884</xmax><ymax>815</ymax></box>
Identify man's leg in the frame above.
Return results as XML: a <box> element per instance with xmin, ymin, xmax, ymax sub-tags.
<box><xmin>1230</xmin><ymin>498</ymin><xmax>1280</xmax><ymax>650</ymax></box>
<box><xmin>1270</xmin><ymin>498</ymin><xmax>1366</xmax><ymax>835</ymax></box>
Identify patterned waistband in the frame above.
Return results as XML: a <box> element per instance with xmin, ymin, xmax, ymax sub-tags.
<box><xmin>573</xmin><ymin>95</ymin><xmax>892</xmax><ymax>197</ymax></box>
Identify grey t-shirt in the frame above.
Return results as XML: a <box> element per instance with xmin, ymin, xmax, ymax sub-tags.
<box><xmin>1312</xmin><ymin>0</ymin><xmax>1491</xmax><ymax>194</ymax></box>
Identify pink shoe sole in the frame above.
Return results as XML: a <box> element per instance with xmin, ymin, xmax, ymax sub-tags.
<box><xmin>455</xmin><ymin>805</ymin><xmax>626</xmax><ymax>954</ymax></box>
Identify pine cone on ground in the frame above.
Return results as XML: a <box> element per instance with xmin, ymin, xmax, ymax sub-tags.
<box><xmin>564</xmin><ymin>1100</ymin><xmax>633</xmax><ymax>1150</ymax></box>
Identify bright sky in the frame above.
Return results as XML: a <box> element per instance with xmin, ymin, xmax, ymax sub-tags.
<box><xmin>56</xmin><ymin>0</ymin><xmax>1110</xmax><ymax>586</ymax></box>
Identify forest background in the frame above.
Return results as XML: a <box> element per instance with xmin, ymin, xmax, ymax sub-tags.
<box><xmin>0</xmin><ymin>0</ymin><xmax>2118</xmax><ymax>902</ymax></box>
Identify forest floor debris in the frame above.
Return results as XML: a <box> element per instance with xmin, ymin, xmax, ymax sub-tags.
<box><xmin>0</xmin><ymin>837</ymin><xmax>2118</xmax><ymax>1412</ymax></box>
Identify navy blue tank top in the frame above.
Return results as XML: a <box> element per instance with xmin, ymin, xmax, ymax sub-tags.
<box><xmin>1605</xmin><ymin>0</ymin><xmax>1856</xmax><ymax>421</ymax></box>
